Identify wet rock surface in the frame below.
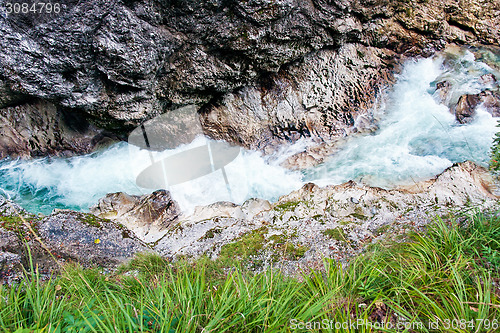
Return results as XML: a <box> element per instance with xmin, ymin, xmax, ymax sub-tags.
<box><xmin>0</xmin><ymin>0</ymin><xmax>499</xmax><ymax>156</ymax></box>
<box><xmin>455</xmin><ymin>94</ymin><xmax>481</xmax><ymax>124</ymax></box>
<box><xmin>454</xmin><ymin>90</ymin><xmax>500</xmax><ymax>124</ymax></box>
<box><xmin>433</xmin><ymin>55</ymin><xmax>500</xmax><ymax>124</ymax></box>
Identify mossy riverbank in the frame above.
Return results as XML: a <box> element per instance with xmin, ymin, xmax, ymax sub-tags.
<box><xmin>1</xmin><ymin>210</ymin><xmax>498</xmax><ymax>332</ymax></box>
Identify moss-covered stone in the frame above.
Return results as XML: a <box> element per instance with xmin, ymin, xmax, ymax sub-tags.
<box><xmin>322</xmin><ymin>227</ymin><xmax>347</xmax><ymax>242</ymax></box>
<box><xmin>274</xmin><ymin>201</ymin><xmax>300</xmax><ymax>212</ymax></box>
<box><xmin>219</xmin><ymin>227</ymin><xmax>268</xmax><ymax>261</ymax></box>
<box><xmin>81</xmin><ymin>214</ymin><xmax>108</xmax><ymax>228</ymax></box>
<box><xmin>201</xmin><ymin>227</ymin><xmax>223</xmax><ymax>240</ymax></box>
<box><xmin>0</xmin><ymin>215</ymin><xmax>24</xmax><ymax>231</ymax></box>
<box><xmin>375</xmin><ymin>224</ymin><xmax>393</xmax><ymax>236</ymax></box>
<box><xmin>268</xmin><ymin>233</ymin><xmax>309</xmax><ymax>260</ymax></box>
<box><xmin>349</xmin><ymin>213</ymin><xmax>369</xmax><ymax>221</ymax></box>
<box><xmin>0</xmin><ymin>214</ymin><xmax>39</xmax><ymax>236</ymax></box>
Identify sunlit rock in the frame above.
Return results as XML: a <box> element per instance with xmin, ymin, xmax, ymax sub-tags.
<box><xmin>90</xmin><ymin>190</ymin><xmax>180</xmax><ymax>243</ymax></box>
<box><xmin>151</xmin><ymin>161</ymin><xmax>499</xmax><ymax>273</ymax></box>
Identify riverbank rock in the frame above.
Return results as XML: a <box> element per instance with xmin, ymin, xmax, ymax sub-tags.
<box><xmin>90</xmin><ymin>190</ymin><xmax>180</xmax><ymax>243</ymax></box>
<box><xmin>0</xmin><ymin>229</ymin><xmax>22</xmax><ymax>284</ymax></box>
<box><xmin>152</xmin><ymin>161</ymin><xmax>498</xmax><ymax>272</ymax></box>
<box><xmin>0</xmin><ymin>197</ymin><xmax>147</xmax><ymax>282</ymax></box>
<box><xmin>1</xmin><ymin>0</ymin><xmax>498</xmax><ymax>156</ymax></box>
<box><xmin>1</xmin><ymin>161</ymin><xmax>499</xmax><ymax>279</ymax></box>
<box><xmin>36</xmin><ymin>211</ymin><xmax>147</xmax><ymax>268</ymax></box>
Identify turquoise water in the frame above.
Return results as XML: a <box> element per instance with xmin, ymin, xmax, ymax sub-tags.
<box><xmin>0</xmin><ymin>47</ymin><xmax>499</xmax><ymax>215</ymax></box>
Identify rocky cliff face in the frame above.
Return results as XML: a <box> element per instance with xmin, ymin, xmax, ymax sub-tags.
<box><xmin>1</xmin><ymin>0</ymin><xmax>499</xmax><ymax>156</ymax></box>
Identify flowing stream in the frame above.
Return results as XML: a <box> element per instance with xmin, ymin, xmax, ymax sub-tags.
<box><xmin>1</xmin><ymin>47</ymin><xmax>499</xmax><ymax>215</ymax></box>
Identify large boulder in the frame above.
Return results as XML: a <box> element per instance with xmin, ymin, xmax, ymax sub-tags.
<box><xmin>455</xmin><ymin>94</ymin><xmax>482</xmax><ymax>124</ymax></box>
<box><xmin>36</xmin><ymin>211</ymin><xmax>147</xmax><ymax>268</ymax></box>
<box><xmin>0</xmin><ymin>195</ymin><xmax>147</xmax><ymax>281</ymax></box>
<box><xmin>90</xmin><ymin>190</ymin><xmax>181</xmax><ymax>243</ymax></box>
<box><xmin>454</xmin><ymin>90</ymin><xmax>500</xmax><ymax>124</ymax></box>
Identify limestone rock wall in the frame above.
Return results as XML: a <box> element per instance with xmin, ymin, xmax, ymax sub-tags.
<box><xmin>0</xmin><ymin>0</ymin><xmax>498</xmax><ymax>156</ymax></box>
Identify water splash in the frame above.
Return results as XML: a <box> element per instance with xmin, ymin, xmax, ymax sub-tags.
<box><xmin>0</xmin><ymin>138</ymin><xmax>304</xmax><ymax>215</ymax></box>
<box><xmin>304</xmin><ymin>50</ymin><xmax>499</xmax><ymax>187</ymax></box>
<box><xmin>0</xmin><ymin>48</ymin><xmax>498</xmax><ymax>214</ymax></box>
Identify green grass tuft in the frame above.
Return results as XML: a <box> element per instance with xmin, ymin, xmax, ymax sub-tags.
<box><xmin>322</xmin><ymin>227</ymin><xmax>347</xmax><ymax>241</ymax></box>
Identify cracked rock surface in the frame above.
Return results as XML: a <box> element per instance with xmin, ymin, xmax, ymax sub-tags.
<box><xmin>1</xmin><ymin>0</ymin><xmax>498</xmax><ymax>156</ymax></box>
<box><xmin>0</xmin><ymin>196</ymin><xmax>146</xmax><ymax>282</ymax></box>
<box><xmin>150</xmin><ymin>161</ymin><xmax>499</xmax><ymax>272</ymax></box>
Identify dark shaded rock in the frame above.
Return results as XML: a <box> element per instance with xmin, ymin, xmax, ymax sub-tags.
<box><xmin>0</xmin><ymin>228</ymin><xmax>21</xmax><ymax>254</ymax></box>
<box><xmin>0</xmin><ymin>99</ymin><xmax>119</xmax><ymax>158</ymax></box>
<box><xmin>455</xmin><ymin>94</ymin><xmax>481</xmax><ymax>124</ymax></box>
<box><xmin>0</xmin><ymin>0</ymin><xmax>498</xmax><ymax>156</ymax></box>
<box><xmin>36</xmin><ymin>211</ymin><xmax>147</xmax><ymax>268</ymax></box>
<box><xmin>90</xmin><ymin>190</ymin><xmax>180</xmax><ymax>243</ymax></box>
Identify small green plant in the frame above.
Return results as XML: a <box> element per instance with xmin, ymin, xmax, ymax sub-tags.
<box><xmin>0</xmin><ymin>215</ymin><xmax>24</xmax><ymax>230</ymax></box>
<box><xmin>201</xmin><ymin>227</ymin><xmax>223</xmax><ymax>240</ymax></box>
<box><xmin>0</xmin><ymin>214</ymin><xmax>40</xmax><ymax>237</ymax></box>
<box><xmin>219</xmin><ymin>227</ymin><xmax>267</xmax><ymax>262</ymax></box>
<box><xmin>117</xmin><ymin>251</ymin><xmax>169</xmax><ymax>277</ymax></box>
<box><xmin>322</xmin><ymin>227</ymin><xmax>347</xmax><ymax>241</ymax></box>
<box><xmin>81</xmin><ymin>213</ymin><xmax>103</xmax><ymax>228</ymax></box>
<box><xmin>490</xmin><ymin>120</ymin><xmax>500</xmax><ymax>172</ymax></box>
<box><xmin>274</xmin><ymin>201</ymin><xmax>300</xmax><ymax>212</ymax></box>
<box><xmin>269</xmin><ymin>233</ymin><xmax>309</xmax><ymax>260</ymax></box>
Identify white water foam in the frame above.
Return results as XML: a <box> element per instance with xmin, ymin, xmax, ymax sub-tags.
<box><xmin>304</xmin><ymin>52</ymin><xmax>499</xmax><ymax>187</ymax></box>
<box><xmin>0</xmin><ymin>138</ymin><xmax>304</xmax><ymax>215</ymax></box>
<box><xmin>0</xmin><ymin>49</ymin><xmax>498</xmax><ymax>214</ymax></box>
